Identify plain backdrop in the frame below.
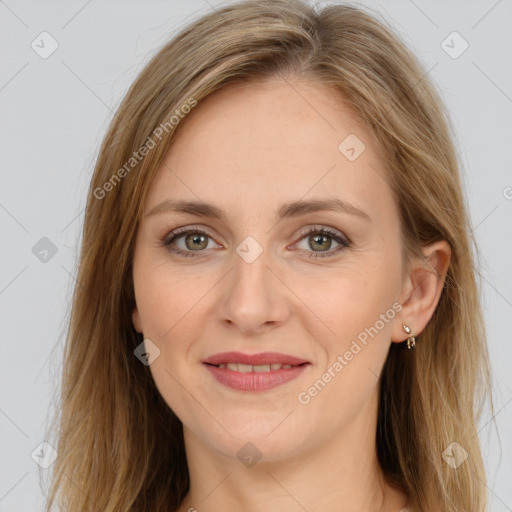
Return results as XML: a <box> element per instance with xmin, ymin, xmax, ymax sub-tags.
<box><xmin>1</xmin><ymin>0</ymin><xmax>511</xmax><ymax>510</ymax></box>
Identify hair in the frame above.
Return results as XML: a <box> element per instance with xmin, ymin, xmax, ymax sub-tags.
<box><xmin>44</xmin><ymin>1</ymin><xmax>494</xmax><ymax>510</ymax></box>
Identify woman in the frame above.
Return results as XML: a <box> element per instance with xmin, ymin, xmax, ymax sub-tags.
<box><xmin>45</xmin><ymin>1</ymin><xmax>493</xmax><ymax>511</ymax></box>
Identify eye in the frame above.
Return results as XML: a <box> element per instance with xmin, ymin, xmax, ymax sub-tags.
<box><xmin>162</xmin><ymin>225</ymin><xmax>350</xmax><ymax>259</ymax></box>
<box><xmin>294</xmin><ymin>225</ymin><xmax>350</xmax><ymax>259</ymax></box>
<box><xmin>162</xmin><ymin>227</ymin><xmax>220</xmax><ymax>257</ymax></box>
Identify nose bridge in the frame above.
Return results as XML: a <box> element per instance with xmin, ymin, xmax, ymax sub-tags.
<box><xmin>219</xmin><ymin>234</ymin><xmax>288</xmax><ymax>332</ymax></box>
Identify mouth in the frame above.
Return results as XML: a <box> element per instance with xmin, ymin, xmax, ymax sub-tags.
<box><xmin>204</xmin><ymin>362</ymin><xmax>307</xmax><ymax>372</ymax></box>
<box><xmin>202</xmin><ymin>351</ymin><xmax>309</xmax><ymax>367</ymax></box>
<box><xmin>202</xmin><ymin>352</ymin><xmax>311</xmax><ymax>391</ymax></box>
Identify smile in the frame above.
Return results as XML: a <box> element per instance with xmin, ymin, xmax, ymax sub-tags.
<box><xmin>213</xmin><ymin>362</ymin><xmax>298</xmax><ymax>372</ymax></box>
<box><xmin>203</xmin><ymin>362</ymin><xmax>310</xmax><ymax>391</ymax></box>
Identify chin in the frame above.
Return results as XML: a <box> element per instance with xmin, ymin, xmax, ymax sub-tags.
<box><xmin>186</xmin><ymin>413</ymin><xmax>313</xmax><ymax>465</ymax></box>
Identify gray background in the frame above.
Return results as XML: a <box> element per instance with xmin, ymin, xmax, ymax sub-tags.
<box><xmin>1</xmin><ymin>0</ymin><xmax>511</xmax><ymax>510</ymax></box>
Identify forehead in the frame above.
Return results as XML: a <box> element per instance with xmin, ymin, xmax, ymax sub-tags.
<box><xmin>145</xmin><ymin>79</ymin><xmax>394</xmax><ymax>220</ymax></box>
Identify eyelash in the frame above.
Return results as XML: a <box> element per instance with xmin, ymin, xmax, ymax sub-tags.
<box><xmin>162</xmin><ymin>225</ymin><xmax>351</xmax><ymax>259</ymax></box>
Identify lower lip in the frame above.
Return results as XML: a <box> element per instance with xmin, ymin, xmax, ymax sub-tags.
<box><xmin>203</xmin><ymin>363</ymin><xmax>310</xmax><ymax>391</ymax></box>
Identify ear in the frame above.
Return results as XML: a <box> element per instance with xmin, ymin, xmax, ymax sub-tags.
<box><xmin>391</xmin><ymin>240</ymin><xmax>451</xmax><ymax>343</ymax></box>
<box><xmin>132</xmin><ymin>304</ymin><xmax>143</xmax><ymax>334</ymax></box>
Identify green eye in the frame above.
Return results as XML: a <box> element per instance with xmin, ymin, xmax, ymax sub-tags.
<box><xmin>162</xmin><ymin>225</ymin><xmax>350</xmax><ymax>259</ymax></box>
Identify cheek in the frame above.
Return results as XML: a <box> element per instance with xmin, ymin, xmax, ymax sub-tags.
<box><xmin>299</xmin><ymin>260</ymin><xmax>402</xmax><ymax>407</ymax></box>
<box><xmin>133</xmin><ymin>258</ymin><xmax>211</xmax><ymax>340</ymax></box>
<box><xmin>133</xmin><ymin>264</ymin><xmax>207</xmax><ymax>420</ymax></box>
<box><xmin>296</xmin><ymin>265</ymin><xmax>400</xmax><ymax>422</ymax></box>
<box><xmin>302</xmin><ymin>261</ymin><xmax>400</xmax><ymax>341</ymax></box>
<box><xmin>133</xmin><ymin>260</ymin><xmax>215</xmax><ymax>409</ymax></box>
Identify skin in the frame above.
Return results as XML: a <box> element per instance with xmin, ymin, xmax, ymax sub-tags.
<box><xmin>131</xmin><ymin>77</ymin><xmax>450</xmax><ymax>512</ymax></box>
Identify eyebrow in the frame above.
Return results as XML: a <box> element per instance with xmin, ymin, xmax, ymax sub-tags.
<box><xmin>144</xmin><ymin>199</ymin><xmax>371</xmax><ymax>222</ymax></box>
<box><xmin>144</xmin><ymin>198</ymin><xmax>371</xmax><ymax>222</ymax></box>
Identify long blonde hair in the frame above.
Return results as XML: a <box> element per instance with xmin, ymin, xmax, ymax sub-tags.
<box><xmin>44</xmin><ymin>1</ymin><xmax>493</xmax><ymax>510</ymax></box>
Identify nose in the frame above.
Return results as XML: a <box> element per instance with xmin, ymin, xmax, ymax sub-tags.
<box><xmin>218</xmin><ymin>242</ymin><xmax>291</xmax><ymax>335</ymax></box>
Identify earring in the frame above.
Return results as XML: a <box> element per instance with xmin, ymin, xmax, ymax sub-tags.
<box><xmin>402</xmin><ymin>324</ymin><xmax>416</xmax><ymax>349</ymax></box>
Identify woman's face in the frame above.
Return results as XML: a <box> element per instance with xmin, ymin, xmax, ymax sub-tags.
<box><xmin>132</xmin><ymin>78</ymin><xmax>407</xmax><ymax>463</ymax></box>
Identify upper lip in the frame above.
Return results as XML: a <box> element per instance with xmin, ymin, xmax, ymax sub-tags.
<box><xmin>202</xmin><ymin>351</ymin><xmax>309</xmax><ymax>366</ymax></box>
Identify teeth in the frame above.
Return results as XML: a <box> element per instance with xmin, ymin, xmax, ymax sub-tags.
<box><xmin>237</xmin><ymin>363</ymin><xmax>253</xmax><ymax>373</ymax></box>
<box><xmin>253</xmin><ymin>364</ymin><xmax>271</xmax><ymax>372</ymax></box>
<box><xmin>216</xmin><ymin>363</ymin><xmax>296</xmax><ymax>372</ymax></box>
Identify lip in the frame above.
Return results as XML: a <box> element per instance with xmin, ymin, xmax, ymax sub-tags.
<box><xmin>202</xmin><ymin>352</ymin><xmax>311</xmax><ymax>392</ymax></box>
<box><xmin>202</xmin><ymin>351</ymin><xmax>309</xmax><ymax>366</ymax></box>
<box><xmin>204</xmin><ymin>363</ymin><xmax>310</xmax><ymax>391</ymax></box>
